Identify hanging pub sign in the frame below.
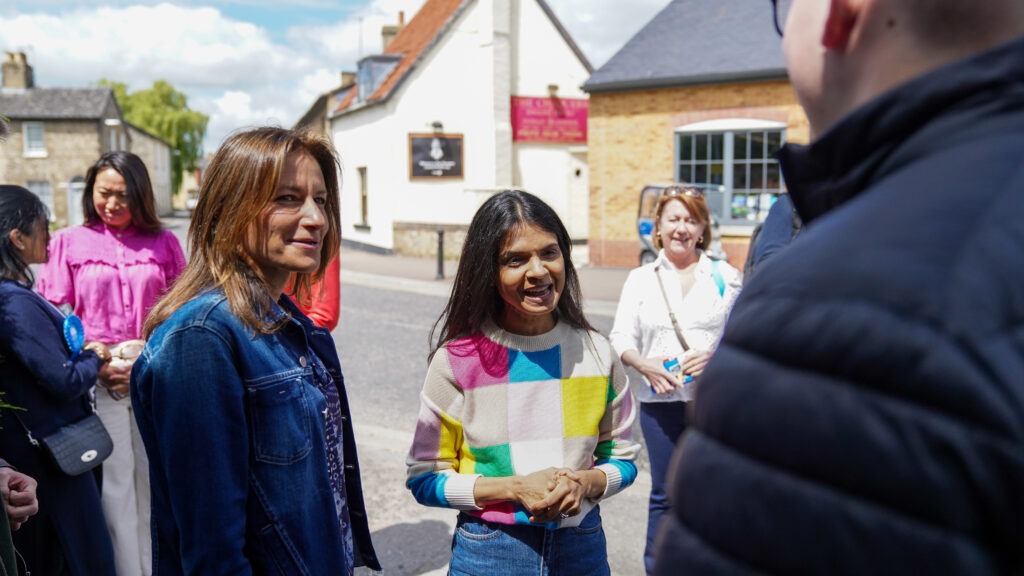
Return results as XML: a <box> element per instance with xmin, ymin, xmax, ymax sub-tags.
<box><xmin>511</xmin><ymin>96</ymin><xmax>588</xmax><ymax>143</ymax></box>
<box><xmin>409</xmin><ymin>133</ymin><xmax>464</xmax><ymax>179</ymax></box>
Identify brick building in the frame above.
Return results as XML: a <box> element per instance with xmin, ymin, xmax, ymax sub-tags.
<box><xmin>582</xmin><ymin>0</ymin><xmax>809</xmax><ymax>268</ymax></box>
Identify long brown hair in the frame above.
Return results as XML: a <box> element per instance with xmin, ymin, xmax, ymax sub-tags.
<box><xmin>143</xmin><ymin>127</ymin><xmax>341</xmax><ymax>337</ymax></box>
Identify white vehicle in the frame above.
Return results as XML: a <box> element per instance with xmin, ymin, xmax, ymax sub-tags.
<box><xmin>185</xmin><ymin>189</ymin><xmax>199</xmax><ymax>212</ymax></box>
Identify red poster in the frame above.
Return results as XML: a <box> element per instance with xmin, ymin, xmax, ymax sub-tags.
<box><xmin>511</xmin><ymin>96</ymin><xmax>588</xmax><ymax>143</ymax></box>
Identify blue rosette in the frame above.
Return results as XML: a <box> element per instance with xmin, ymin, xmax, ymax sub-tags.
<box><xmin>63</xmin><ymin>313</ymin><xmax>85</xmax><ymax>360</ymax></box>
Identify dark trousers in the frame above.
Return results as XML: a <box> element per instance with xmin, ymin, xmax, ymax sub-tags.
<box><xmin>639</xmin><ymin>401</ymin><xmax>689</xmax><ymax>576</ymax></box>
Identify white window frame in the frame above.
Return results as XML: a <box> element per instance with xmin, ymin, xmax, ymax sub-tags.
<box><xmin>675</xmin><ymin>119</ymin><xmax>787</xmax><ymax>226</ymax></box>
<box><xmin>23</xmin><ymin>122</ymin><xmax>46</xmax><ymax>158</ymax></box>
<box><xmin>25</xmin><ymin>180</ymin><xmax>54</xmax><ymax>217</ymax></box>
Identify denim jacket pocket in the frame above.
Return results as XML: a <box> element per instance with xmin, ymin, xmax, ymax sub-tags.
<box><xmin>247</xmin><ymin>372</ymin><xmax>313</xmax><ymax>464</ymax></box>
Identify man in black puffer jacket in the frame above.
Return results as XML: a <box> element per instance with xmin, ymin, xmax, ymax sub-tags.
<box><xmin>654</xmin><ymin>1</ymin><xmax>1024</xmax><ymax>574</ymax></box>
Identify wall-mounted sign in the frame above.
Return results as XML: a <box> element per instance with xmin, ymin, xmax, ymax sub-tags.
<box><xmin>409</xmin><ymin>133</ymin><xmax>464</xmax><ymax>179</ymax></box>
<box><xmin>511</xmin><ymin>96</ymin><xmax>588</xmax><ymax>143</ymax></box>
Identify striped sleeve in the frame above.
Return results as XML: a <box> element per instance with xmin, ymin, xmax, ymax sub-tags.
<box><xmin>405</xmin><ymin>348</ymin><xmax>482</xmax><ymax>511</ymax></box>
<box><xmin>593</xmin><ymin>337</ymin><xmax>640</xmax><ymax>499</ymax></box>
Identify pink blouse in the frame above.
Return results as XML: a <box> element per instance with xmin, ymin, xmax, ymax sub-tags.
<box><xmin>37</xmin><ymin>223</ymin><xmax>186</xmax><ymax>345</ymax></box>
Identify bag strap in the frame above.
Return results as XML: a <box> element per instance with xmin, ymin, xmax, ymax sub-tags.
<box><xmin>7</xmin><ymin>410</ymin><xmax>38</xmax><ymax>448</ymax></box>
<box><xmin>654</xmin><ymin>264</ymin><xmax>690</xmax><ymax>352</ymax></box>
<box><xmin>710</xmin><ymin>259</ymin><xmax>725</xmax><ymax>297</ymax></box>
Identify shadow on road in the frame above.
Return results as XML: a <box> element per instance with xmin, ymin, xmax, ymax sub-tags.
<box><xmin>370</xmin><ymin>519</ymin><xmax>452</xmax><ymax>575</ymax></box>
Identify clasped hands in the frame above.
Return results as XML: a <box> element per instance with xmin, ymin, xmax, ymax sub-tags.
<box><xmin>517</xmin><ymin>467</ymin><xmax>597</xmax><ymax>523</ymax></box>
<box><xmin>88</xmin><ymin>340</ymin><xmax>145</xmax><ymax>399</ymax></box>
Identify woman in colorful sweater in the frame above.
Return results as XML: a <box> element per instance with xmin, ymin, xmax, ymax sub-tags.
<box><xmin>406</xmin><ymin>189</ymin><xmax>639</xmax><ymax>575</ymax></box>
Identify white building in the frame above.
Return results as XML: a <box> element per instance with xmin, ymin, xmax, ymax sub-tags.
<box><xmin>326</xmin><ymin>0</ymin><xmax>592</xmax><ymax>259</ymax></box>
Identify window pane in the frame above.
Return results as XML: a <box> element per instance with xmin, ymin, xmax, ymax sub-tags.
<box><xmin>751</xmin><ymin>163</ymin><xmax>764</xmax><ymax>188</ymax></box>
<box><xmin>749</xmin><ymin>131</ymin><xmax>765</xmax><ymax>160</ymax></box>
<box><xmin>679</xmin><ymin>164</ymin><xmax>692</xmax><ymax>184</ymax></box>
<box><xmin>679</xmin><ymin>134</ymin><xmax>692</xmax><ymax>160</ymax></box>
<box><xmin>695</xmin><ymin>164</ymin><xmax>707</xmax><ymax>184</ymax></box>
<box><xmin>733</xmin><ymin>164</ymin><xmax>748</xmax><ymax>189</ymax></box>
<box><xmin>695</xmin><ymin>134</ymin><xmax>708</xmax><ymax>161</ymax></box>
<box><xmin>766</xmin><ymin>163</ymin><xmax>781</xmax><ymax>190</ymax></box>
<box><xmin>25</xmin><ymin>124</ymin><xmax>45</xmax><ymax>153</ymax></box>
<box><xmin>735</xmin><ymin>133</ymin><xmax>748</xmax><ymax>160</ymax></box>
<box><xmin>710</xmin><ymin>162</ymin><xmax>724</xmax><ymax>185</ymax></box>
<box><xmin>746</xmin><ymin>195</ymin><xmax>760</xmax><ymax>221</ymax></box>
<box><xmin>731</xmin><ymin>194</ymin><xmax>748</xmax><ymax>219</ymax></box>
<box><xmin>760</xmin><ymin>193</ymin><xmax>776</xmax><ymax>220</ymax></box>
<box><xmin>711</xmin><ymin>133</ymin><xmax>724</xmax><ymax>160</ymax></box>
<box><xmin>26</xmin><ymin>180</ymin><xmax>54</xmax><ymax>214</ymax></box>
<box><xmin>766</xmin><ymin>131</ymin><xmax>782</xmax><ymax>157</ymax></box>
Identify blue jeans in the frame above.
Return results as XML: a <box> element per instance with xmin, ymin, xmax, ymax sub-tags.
<box><xmin>449</xmin><ymin>507</ymin><xmax>609</xmax><ymax>576</ymax></box>
<box><xmin>640</xmin><ymin>401</ymin><xmax>689</xmax><ymax>576</ymax></box>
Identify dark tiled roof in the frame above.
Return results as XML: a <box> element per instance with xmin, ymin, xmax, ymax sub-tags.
<box><xmin>583</xmin><ymin>0</ymin><xmax>786</xmax><ymax>93</ymax></box>
<box><xmin>0</xmin><ymin>87</ymin><xmax>116</xmax><ymax>119</ymax></box>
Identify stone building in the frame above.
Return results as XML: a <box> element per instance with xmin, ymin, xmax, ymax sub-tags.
<box><xmin>125</xmin><ymin>122</ymin><xmax>173</xmax><ymax>217</ymax></box>
<box><xmin>582</xmin><ymin>0</ymin><xmax>809</xmax><ymax>268</ymax></box>
<box><xmin>0</xmin><ymin>52</ymin><xmax>176</xmax><ymax>225</ymax></box>
<box><xmin>0</xmin><ymin>51</ymin><xmax>132</xmax><ymax>226</ymax></box>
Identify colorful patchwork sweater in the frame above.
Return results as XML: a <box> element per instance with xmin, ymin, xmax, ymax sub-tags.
<box><xmin>406</xmin><ymin>320</ymin><xmax>639</xmax><ymax>529</ymax></box>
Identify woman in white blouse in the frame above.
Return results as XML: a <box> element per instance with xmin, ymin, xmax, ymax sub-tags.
<box><xmin>609</xmin><ymin>185</ymin><xmax>741</xmax><ymax>575</ymax></box>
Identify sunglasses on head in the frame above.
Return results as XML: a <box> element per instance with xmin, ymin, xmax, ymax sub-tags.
<box><xmin>663</xmin><ymin>185</ymin><xmax>705</xmax><ymax>199</ymax></box>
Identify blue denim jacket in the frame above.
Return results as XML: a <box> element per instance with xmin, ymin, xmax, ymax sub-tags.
<box><xmin>131</xmin><ymin>290</ymin><xmax>380</xmax><ymax>575</ymax></box>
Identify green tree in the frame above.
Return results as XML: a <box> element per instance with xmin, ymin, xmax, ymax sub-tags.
<box><xmin>100</xmin><ymin>79</ymin><xmax>208</xmax><ymax>195</ymax></box>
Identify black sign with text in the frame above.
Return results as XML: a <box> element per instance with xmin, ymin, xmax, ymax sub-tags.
<box><xmin>409</xmin><ymin>133</ymin><xmax>464</xmax><ymax>179</ymax></box>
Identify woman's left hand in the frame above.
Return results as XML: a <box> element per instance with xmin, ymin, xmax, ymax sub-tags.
<box><xmin>681</xmin><ymin>349</ymin><xmax>713</xmax><ymax>378</ymax></box>
<box><xmin>528</xmin><ymin>469</ymin><xmax>605</xmax><ymax>523</ymax></box>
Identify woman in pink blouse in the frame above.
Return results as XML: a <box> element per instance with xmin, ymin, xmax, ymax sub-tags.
<box><xmin>38</xmin><ymin>151</ymin><xmax>185</xmax><ymax>576</ymax></box>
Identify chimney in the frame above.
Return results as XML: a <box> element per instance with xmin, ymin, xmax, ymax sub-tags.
<box><xmin>381</xmin><ymin>11</ymin><xmax>406</xmax><ymax>51</ymax></box>
<box><xmin>340</xmin><ymin>70</ymin><xmax>356</xmax><ymax>86</ymax></box>
<box><xmin>2</xmin><ymin>52</ymin><xmax>34</xmax><ymax>89</ymax></box>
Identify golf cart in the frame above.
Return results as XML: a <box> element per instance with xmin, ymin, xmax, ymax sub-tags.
<box><xmin>638</xmin><ymin>182</ymin><xmax>727</xmax><ymax>265</ymax></box>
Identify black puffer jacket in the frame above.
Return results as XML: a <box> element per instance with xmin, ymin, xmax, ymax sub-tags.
<box><xmin>654</xmin><ymin>36</ymin><xmax>1024</xmax><ymax>575</ymax></box>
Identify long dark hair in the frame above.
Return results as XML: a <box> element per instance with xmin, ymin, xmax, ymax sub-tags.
<box><xmin>429</xmin><ymin>189</ymin><xmax>594</xmax><ymax>359</ymax></box>
<box><xmin>0</xmin><ymin>185</ymin><xmax>49</xmax><ymax>288</ymax></box>
<box><xmin>144</xmin><ymin>127</ymin><xmax>341</xmax><ymax>337</ymax></box>
<box><xmin>83</xmin><ymin>151</ymin><xmax>162</xmax><ymax>233</ymax></box>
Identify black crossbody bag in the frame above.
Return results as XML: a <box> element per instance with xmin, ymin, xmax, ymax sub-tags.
<box><xmin>11</xmin><ymin>410</ymin><xmax>113</xmax><ymax>476</ymax></box>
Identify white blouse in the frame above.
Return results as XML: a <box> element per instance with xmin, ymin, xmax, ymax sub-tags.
<box><xmin>609</xmin><ymin>250</ymin><xmax>742</xmax><ymax>403</ymax></box>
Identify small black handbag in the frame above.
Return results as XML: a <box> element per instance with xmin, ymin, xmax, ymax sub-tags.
<box><xmin>14</xmin><ymin>411</ymin><xmax>113</xmax><ymax>476</ymax></box>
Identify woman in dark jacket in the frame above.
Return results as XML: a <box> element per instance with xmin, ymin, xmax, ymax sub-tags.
<box><xmin>0</xmin><ymin>185</ymin><xmax>116</xmax><ymax>575</ymax></box>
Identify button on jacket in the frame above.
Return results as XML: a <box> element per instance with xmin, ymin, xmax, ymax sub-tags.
<box><xmin>131</xmin><ymin>290</ymin><xmax>380</xmax><ymax>575</ymax></box>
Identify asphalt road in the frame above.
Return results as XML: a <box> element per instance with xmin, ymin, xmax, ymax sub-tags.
<box><xmin>337</xmin><ymin>282</ymin><xmax>650</xmax><ymax>576</ymax></box>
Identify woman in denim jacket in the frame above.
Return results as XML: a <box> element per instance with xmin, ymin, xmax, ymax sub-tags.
<box><xmin>130</xmin><ymin>127</ymin><xmax>380</xmax><ymax>575</ymax></box>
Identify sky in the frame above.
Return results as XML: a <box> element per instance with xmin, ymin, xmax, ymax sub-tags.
<box><xmin>0</xmin><ymin>0</ymin><xmax>669</xmax><ymax>153</ymax></box>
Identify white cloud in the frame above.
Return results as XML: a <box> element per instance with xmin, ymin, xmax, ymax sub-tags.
<box><xmin>546</xmin><ymin>0</ymin><xmax>668</xmax><ymax>69</ymax></box>
<box><xmin>0</xmin><ymin>0</ymin><xmax>667</xmax><ymax>154</ymax></box>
